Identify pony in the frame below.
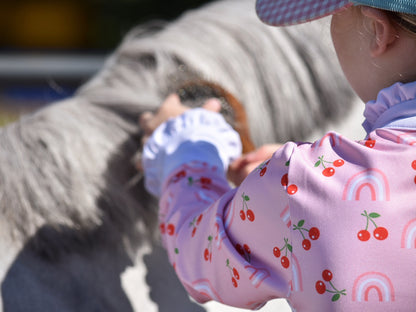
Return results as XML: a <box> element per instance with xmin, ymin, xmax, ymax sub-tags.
<box><xmin>0</xmin><ymin>0</ymin><xmax>361</xmax><ymax>310</ymax></box>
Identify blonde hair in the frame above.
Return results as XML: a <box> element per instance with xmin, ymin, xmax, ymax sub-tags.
<box><xmin>389</xmin><ymin>12</ymin><xmax>416</xmax><ymax>36</ymax></box>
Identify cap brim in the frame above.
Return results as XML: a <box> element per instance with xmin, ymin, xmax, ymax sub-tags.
<box><xmin>256</xmin><ymin>0</ymin><xmax>351</xmax><ymax>26</ymax></box>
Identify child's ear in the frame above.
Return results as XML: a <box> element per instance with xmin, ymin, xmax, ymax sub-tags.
<box><xmin>361</xmin><ymin>6</ymin><xmax>399</xmax><ymax>57</ymax></box>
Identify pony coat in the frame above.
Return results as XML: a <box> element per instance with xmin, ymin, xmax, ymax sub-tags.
<box><xmin>0</xmin><ymin>0</ymin><xmax>360</xmax><ymax>311</ymax></box>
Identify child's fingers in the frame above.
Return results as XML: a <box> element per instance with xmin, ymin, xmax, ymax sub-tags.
<box><xmin>202</xmin><ymin>98</ymin><xmax>222</xmax><ymax>113</ymax></box>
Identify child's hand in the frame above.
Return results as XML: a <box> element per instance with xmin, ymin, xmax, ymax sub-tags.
<box><xmin>139</xmin><ymin>94</ymin><xmax>221</xmax><ymax>145</ymax></box>
<box><xmin>228</xmin><ymin>144</ymin><xmax>281</xmax><ymax>186</ymax></box>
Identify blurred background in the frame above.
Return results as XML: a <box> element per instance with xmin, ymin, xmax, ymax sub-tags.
<box><xmin>0</xmin><ymin>0</ymin><xmax>214</xmax><ymax>124</ymax></box>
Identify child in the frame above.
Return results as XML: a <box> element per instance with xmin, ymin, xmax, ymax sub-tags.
<box><xmin>141</xmin><ymin>1</ymin><xmax>416</xmax><ymax>310</ymax></box>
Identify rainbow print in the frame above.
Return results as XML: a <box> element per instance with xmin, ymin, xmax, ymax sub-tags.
<box><xmin>396</xmin><ymin>132</ymin><xmax>416</xmax><ymax>145</ymax></box>
<box><xmin>280</xmin><ymin>205</ymin><xmax>291</xmax><ymax>228</ymax></box>
<box><xmin>290</xmin><ymin>254</ymin><xmax>303</xmax><ymax>292</ymax></box>
<box><xmin>342</xmin><ymin>168</ymin><xmax>390</xmax><ymax>201</ymax></box>
<box><xmin>401</xmin><ymin>218</ymin><xmax>416</xmax><ymax>249</ymax></box>
<box><xmin>352</xmin><ymin>272</ymin><xmax>395</xmax><ymax>302</ymax></box>
<box><xmin>312</xmin><ymin>132</ymin><xmax>342</xmax><ymax>149</ymax></box>
<box><xmin>244</xmin><ymin>265</ymin><xmax>270</xmax><ymax>288</ymax></box>
<box><xmin>192</xmin><ymin>279</ymin><xmax>223</xmax><ymax>302</ymax></box>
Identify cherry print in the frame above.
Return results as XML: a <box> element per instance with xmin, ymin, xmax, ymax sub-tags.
<box><xmin>309</xmin><ymin>227</ymin><xmax>320</xmax><ymax>240</ymax></box>
<box><xmin>374</xmin><ymin>227</ymin><xmax>388</xmax><ymax>240</ymax></box>
<box><xmin>315</xmin><ymin>270</ymin><xmax>346</xmax><ymax>302</ymax></box>
<box><xmin>293</xmin><ymin>220</ymin><xmax>320</xmax><ymax>250</ymax></box>
<box><xmin>187</xmin><ymin>176</ymin><xmax>213</xmax><ymax>190</ymax></box>
<box><xmin>257</xmin><ymin>160</ymin><xmax>271</xmax><ymax>177</ymax></box>
<box><xmin>167</xmin><ymin>224</ymin><xmax>175</xmax><ymax>236</ymax></box>
<box><xmin>315</xmin><ymin>155</ymin><xmax>344</xmax><ymax>177</ymax></box>
<box><xmin>287</xmin><ymin>184</ymin><xmax>298</xmax><ymax>195</ymax></box>
<box><xmin>357</xmin><ymin>229</ymin><xmax>370</xmax><ymax>242</ymax></box>
<box><xmin>365</xmin><ymin>139</ymin><xmax>375</xmax><ymax>148</ymax></box>
<box><xmin>204</xmin><ymin>248</ymin><xmax>210</xmax><ymax>261</ymax></box>
<box><xmin>232</xmin><ymin>268</ymin><xmax>240</xmax><ymax>280</ymax></box>
<box><xmin>281</xmin><ymin>256</ymin><xmax>290</xmax><ymax>268</ymax></box>
<box><xmin>159</xmin><ymin>223</ymin><xmax>166</xmax><ymax>234</ymax></box>
<box><xmin>322</xmin><ymin>167</ymin><xmax>335</xmax><ymax>177</ymax></box>
<box><xmin>226</xmin><ymin>259</ymin><xmax>239</xmax><ymax>288</ymax></box>
<box><xmin>172</xmin><ymin>170</ymin><xmax>186</xmax><ymax>182</ymax></box>
<box><xmin>196</xmin><ymin>214</ymin><xmax>203</xmax><ymax>225</ymax></box>
<box><xmin>246</xmin><ymin>209</ymin><xmax>255</xmax><ymax>222</ymax></box>
<box><xmin>358</xmin><ymin>210</ymin><xmax>388</xmax><ymax>241</ymax></box>
<box><xmin>322</xmin><ymin>270</ymin><xmax>333</xmax><ymax>282</ymax></box>
<box><xmin>240</xmin><ymin>193</ymin><xmax>255</xmax><ymax>222</ymax></box>
<box><xmin>315</xmin><ymin>281</ymin><xmax>326</xmax><ymax>294</ymax></box>
<box><xmin>204</xmin><ymin>235</ymin><xmax>213</xmax><ymax>262</ymax></box>
<box><xmin>190</xmin><ymin>214</ymin><xmax>203</xmax><ymax>237</ymax></box>
<box><xmin>235</xmin><ymin>244</ymin><xmax>244</xmax><ymax>256</ymax></box>
<box><xmin>412</xmin><ymin>160</ymin><xmax>416</xmax><ymax>170</ymax></box>
<box><xmin>281</xmin><ymin>173</ymin><xmax>289</xmax><ymax>187</ymax></box>
<box><xmin>273</xmin><ymin>246</ymin><xmax>281</xmax><ymax>258</ymax></box>
<box><xmin>200</xmin><ymin>177</ymin><xmax>212</xmax><ymax>185</ymax></box>
<box><xmin>302</xmin><ymin>239</ymin><xmax>311</xmax><ymax>250</ymax></box>
<box><xmin>236</xmin><ymin>243</ymin><xmax>252</xmax><ymax>262</ymax></box>
<box><xmin>272</xmin><ymin>238</ymin><xmax>292</xmax><ymax>269</ymax></box>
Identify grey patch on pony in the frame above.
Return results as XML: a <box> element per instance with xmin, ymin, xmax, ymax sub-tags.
<box><xmin>0</xmin><ymin>0</ymin><xmax>357</xmax><ymax>311</ymax></box>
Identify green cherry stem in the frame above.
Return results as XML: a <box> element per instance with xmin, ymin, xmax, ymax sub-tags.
<box><xmin>327</xmin><ymin>281</ymin><xmax>347</xmax><ymax>296</ymax></box>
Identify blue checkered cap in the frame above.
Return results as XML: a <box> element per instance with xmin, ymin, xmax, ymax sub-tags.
<box><xmin>256</xmin><ymin>0</ymin><xmax>416</xmax><ymax>27</ymax></box>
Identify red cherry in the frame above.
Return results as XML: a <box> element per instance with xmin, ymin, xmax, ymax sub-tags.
<box><xmin>273</xmin><ymin>247</ymin><xmax>281</xmax><ymax>258</ymax></box>
<box><xmin>260</xmin><ymin>167</ymin><xmax>267</xmax><ymax>176</ymax></box>
<box><xmin>240</xmin><ymin>210</ymin><xmax>246</xmax><ymax>221</ymax></box>
<box><xmin>246</xmin><ymin>209</ymin><xmax>255</xmax><ymax>222</ymax></box>
<box><xmin>333</xmin><ymin>159</ymin><xmax>344</xmax><ymax>167</ymax></box>
<box><xmin>200</xmin><ymin>177</ymin><xmax>212</xmax><ymax>184</ymax></box>
<box><xmin>231</xmin><ymin>277</ymin><xmax>238</xmax><ymax>288</ymax></box>
<box><xmin>196</xmin><ymin>214</ymin><xmax>203</xmax><ymax>225</ymax></box>
<box><xmin>287</xmin><ymin>184</ymin><xmax>298</xmax><ymax>195</ymax></box>
<box><xmin>373</xmin><ymin>227</ymin><xmax>388</xmax><ymax>240</ymax></box>
<box><xmin>281</xmin><ymin>173</ymin><xmax>289</xmax><ymax>187</ymax></box>
<box><xmin>243</xmin><ymin>244</ymin><xmax>251</xmax><ymax>254</ymax></box>
<box><xmin>191</xmin><ymin>227</ymin><xmax>197</xmax><ymax>237</ymax></box>
<box><xmin>357</xmin><ymin>229</ymin><xmax>371</xmax><ymax>241</ymax></box>
<box><xmin>412</xmin><ymin>160</ymin><xmax>416</xmax><ymax>170</ymax></box>
<box><xmin>365</xmin><ymin>139</ymin><xmax>375</xmax><ymax>148</ymax></box>
<box><xmin>302</xmin><ymin>239</ymin><xmax>311</xmax><ymax>251</ymax></box>
<box><xmin>414</xmin><ymin>176</ymin><xmax>416</xmax><ymax>185</ymax></box>
<box><xmin>322</xmin><ymin>269</ymin><xmax>333</xmax><ymax>282</ymax></box>
<box><xmin>167</xmin><ymin>224</ymin><xmax>175</xmax><ymax>236</ymax></box>
<box><xmin>322</xmin><ymin>167</ymin><xmax>335</xmax><ymax>177</ymax></box>
<box><xmin>236</xmin><ymin>244</ymin><xmax>244</xmax><ymax>255</ymax></box>
<box><xmin>159</xmin><ymin>223</ymin><xmax>166</xmax><ymax>234</ymax></box>
<box><xmin>309</xmin><ymin>227</ymin><xmax>320</xmax><ymax>240</ymax></box>
<box><xmin>281</xmin><ymin>256</ymin><xmax>290</xmax><ymax>268</ymax></box>
<box><xmin>233</xmin><ymin>268</ymin><xmax>240</xmax><ymax>280</ymax></box>
<box><xmin>204</xmin><ymin>248</ymin><xmax>210</xmax><ymax>261</ymax></box>
<box><xmin>315</xmin><ymin>280</ymin><xmax>326</xmax><ymax>294</ymax></box>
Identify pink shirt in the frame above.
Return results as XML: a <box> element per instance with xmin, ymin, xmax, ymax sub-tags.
<box><xmin>156</xmin><ymin>82</ymin><xmax>416</xmax><ymax>311</ymax></box>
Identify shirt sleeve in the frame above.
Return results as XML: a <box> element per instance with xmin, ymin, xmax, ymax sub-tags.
<box><xmin>158</xmin><ymin>142</ymin><xmax>298</xmax><ymax>310</ymax></box>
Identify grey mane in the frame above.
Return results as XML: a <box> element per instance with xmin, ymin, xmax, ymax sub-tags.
<box><xmin>0</xmin><ymin>0</ymin><xmax>354</xmax><ymax>258</ymax></box>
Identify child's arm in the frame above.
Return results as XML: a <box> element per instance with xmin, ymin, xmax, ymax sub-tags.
<box><xmin>143</xmin><ymin>108</ymin><xmax>295</xmax><ymax>309</ymax></box>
